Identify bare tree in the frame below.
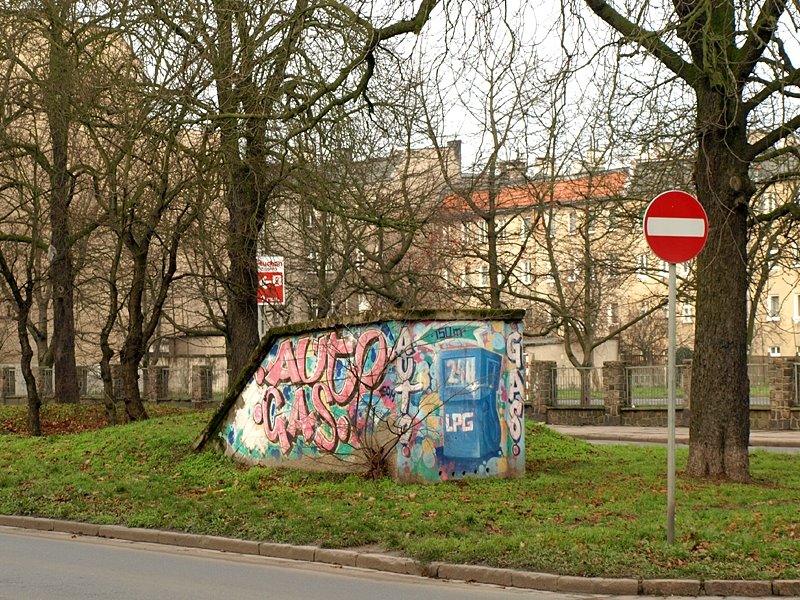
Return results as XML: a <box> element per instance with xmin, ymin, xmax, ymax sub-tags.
<box><xmin>577</xmin><ymin>0</ymin><xmax>800</xmax><ymax>481</ymax></box>
<box><xmin>143</xmin><ymin>0</ymin><xmax>442</xmax><ymax>381</ymax></box>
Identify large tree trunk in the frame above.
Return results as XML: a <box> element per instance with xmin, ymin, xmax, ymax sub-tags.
<box><xmin>225</xmin><ymin>171</ymin><xmax>260</xmax><ymax>379</ymax></box>
<box><xmin>119</xmin><ymin>352</ymin><xmax>148</xmax><ymax>422</ymax></box>
<box><xmin>687</xmin><ymin>89</ymin><xmax>751</xmax><ymax>482</ymax></box>
<box><xmin>46</xmin><ymin>1</ymin><xmax>80</xmax><ymax>405</ymax></box>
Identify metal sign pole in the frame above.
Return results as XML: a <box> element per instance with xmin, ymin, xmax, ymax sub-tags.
<box><xmin>667</xmin><ymin>262</ymin><xmax>677</xmax><ymax>544</ymax></box>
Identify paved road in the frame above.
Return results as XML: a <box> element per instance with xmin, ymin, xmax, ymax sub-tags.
<box><xmin>0</xmin><ymin>529</ymin><xmax>592</xmax><ymax>600</ymax></box>
<box><xmin>546</xmin><ymin>425</ymin><xmax>800</xmax><ymax>453</ymax></box>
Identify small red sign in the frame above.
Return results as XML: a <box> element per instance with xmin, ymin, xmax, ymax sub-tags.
<box><xmin>257</xmin><ymin>256</ymin><xmax>285</xmax><ymax>305</ymax></box>
<box><xmin>643</xmin><ymin>191</ymin><xmax>708</xmax><ymax>264</ymax></box>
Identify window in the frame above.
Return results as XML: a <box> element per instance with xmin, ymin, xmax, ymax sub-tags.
<box><xmin>308</xmin><ymin>298</ymin><xmax>319</xmax><ymax>319</ymax></box>
<box><xmin>479</xmin><ymin>265</ymin><xmax>489</xmax><ymax>287</ymax></box>
<box><xmin>568</xmin><ymin>211</ymin><xmax>577</xmax><ymax>235</ymax></box>
<box><xmin>795</xmin><ymin>294</ymin><xmax>800</xmax><ymax>322</ymax></box>
<box><xmin>566</xmin><ymin>260</ymin><xmax>579</xmax><ymax>282</ymax></box>
<box><xmin>768</xmin><ymin>245</ymin><xmax>780</xmax><ymax>272</ymax></box>
<box><xmin>519</xmin><ymin>216</ymin><xmax>532</xmax><ymax>241</ymax></box>
<box><xmin>78</xmin><ymin>367</ymin><xmax>89</xmax><ymax>397</ymax></box>
<box><xmin>767</xmin><ymin>295</ymin><xmax>781</xmax><ymax>321</ymax></box>
<box><xmin>157</xmin><ymin>367</ymin><xmax>169</xmax><ymax>401</ymax></box>
<box><xmin>519</xmin><ymin>260</ymin><xmax>532</xmax><ymax>285</ymax></box>
<box><xmin>353</xmin><ymin>249</ymin><xmax>366</xmax><ymax>269</ymax></box>
<box><xmin>476</xmin><ymin>221</ymin><xmax>488</xmax><ymax>244</ymax></box>
<box><xmin>637</xmin><ymin>254</ymin><xmax>649</xmax><ymax>278</ymax></box>
<box><xmin>460</xmin><ymin>267</ymin><xmax>470</xmax><ymax>288</ymax></box>
<box><xmin>496</xmin><ymin>218</ymin><xmax>507</xmax><ymax>241</ymax></box>
<box><xmin>198</xmin><ymin>367</ymin><xmax>213</xmax><ymax>401</ymax></box>
<box><xmin>2</xmin><ymin>368</ymin><xmax>15</xmax><ymax>397</ymax></box>
<box><xmin>769</xmin><ymin>346</ymin><xmax>781</xmax><ymax>357</ymax></box>
<box><xmin>586</xmin><ymin>213</ymin><xmax>596</xmax><ymax>236</ymax></box>
<box><xmin>543</xmin><ymin>215</ymin><xmax>555</xmax><ymax>240</ymax></box>
<box><xmin>608</xmin><ymin>206</ymin><xmax>618</xmax><ymax>231</ymax></box>
<box><xmin>40</xmin><ymin>367</ymin><xmax>53</xmax><ymax>395</ymax></box>
<box><xmin>608</xmin><ymin>303</ymin><xmax>619</xmax><ymax>324</ymax></box>
<box><xmin>681</xmin><ymin>303</ymin><xmax>694</xmax><ymax>323</ymax></box>
<box><xmin>357</xmin><ymin>295</ymin><xmax>370</xmax><ymax>312</ymax></box>
<box><xmin>763</xmin><ymin>191</ymin><xmax>779</xmax><ymax>212</ymax></box>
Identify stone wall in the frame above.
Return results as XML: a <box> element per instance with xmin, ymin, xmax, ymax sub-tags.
<box><xmin>527</xmin><ymin>358</ymin><xmax>799</xmax><ymax>431</ymax></box>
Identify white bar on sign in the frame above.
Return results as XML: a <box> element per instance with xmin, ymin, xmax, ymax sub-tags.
<box><xmin>646</xmin><ymin>217</ymin><xmax>705</xmax><ymax>237</ymax></box>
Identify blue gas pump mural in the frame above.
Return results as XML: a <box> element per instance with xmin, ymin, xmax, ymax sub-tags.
<box><xmin>438</xmin><ymin>349</ymin><xmax>502</xmax><ymax>463</ymax></box>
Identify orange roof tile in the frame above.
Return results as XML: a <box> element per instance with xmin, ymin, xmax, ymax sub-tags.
<box><xmin>444</xmin><ymin>170</ymin><xmax>628</xmax><ymax>212</ymax></box>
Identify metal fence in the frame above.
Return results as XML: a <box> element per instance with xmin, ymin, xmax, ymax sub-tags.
<box><xmin>748</xmin><ymin>363</ymin><xmax>770</xmax><ymax>407</ymax></box>
<box><xmin>0</xmin><ymin>365</ymin><xmax>229</xmax><ymax>403</ymax></box>
<box><xmin>551</xmin><ymin>367</ymin><xmax>604</xmax><ymax>406</ymax></box>
<box><xmin>794</xmin><ymin>363</ymin><xmax>800</xmax><ymax>407</ymax></box>
<box><xmin>627</xmin><ymin>365</ymin><xmax>686</xmax><ymax>407</ymax></box>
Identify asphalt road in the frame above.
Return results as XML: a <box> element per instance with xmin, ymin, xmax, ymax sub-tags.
<box><xmin>0</xmin><ymin>529</ymin><xmax>585</xmax><ymax>600</ymax></box>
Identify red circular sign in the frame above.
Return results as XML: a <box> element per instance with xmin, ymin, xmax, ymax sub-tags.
<box><xmin>643</xmin><ymin>190</ymin><xmax>708</xmax><ymax>263</ymax></box>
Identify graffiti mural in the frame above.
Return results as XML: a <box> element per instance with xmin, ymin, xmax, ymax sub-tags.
<box><xmin>220</xmin><ymin>316</ymin><xmax>525</xmax><ymax>482</ymax></box>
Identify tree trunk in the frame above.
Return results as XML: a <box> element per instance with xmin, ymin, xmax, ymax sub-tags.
<box><xmin>119</xmin><ymin>352</ymin><xmax>148</xmax><ymax>422</ymax></box>
<box><xmin>20</xmin><ymin>313</ymin><xmax>42</xmax><ymax>436</ymax></box>
<box><xmin>118</xmin><ymin>253</ymin><xmax>150</xmax><ymax>421</ymax></box>
<box><xmin>686</xmin><ymin>89</ymin><xmax>751</xmax><ymax>482</ymax></box>
<box><xmin>46</xmin><ymin>1</ymin><xmax>80</xmax><ymax>405</ymax></box>
<box><xmin>99</xmin><ymin>343</ymin><xmax>118</xmax><ymax>425</ymax></box>
<box><xmin>225</xmin><ymin>170</ymin><xmax>261</xmax><ymax>379</ymax></box>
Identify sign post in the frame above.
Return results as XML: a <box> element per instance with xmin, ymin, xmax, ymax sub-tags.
<box><xmin>643</xmin><ymin>190</ymin><xmax>708</xmax><ymax>544</ymax></box>
<box><xmin>257</xmin><ymin>256</ymin><xmax>285</xmax><ymax>338</ymax></box>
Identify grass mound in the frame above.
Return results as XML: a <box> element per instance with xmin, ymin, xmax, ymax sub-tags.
<box><xmin>0</xmin><ymin>405</ymin><xmax>798</xmax><ymax>580</ymax></box>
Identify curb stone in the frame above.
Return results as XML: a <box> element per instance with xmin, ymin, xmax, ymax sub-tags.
<box><xmin>774</xmin><ymin>580</ymin><xmax>800</xmax><ymax>596</ymax></box>
<box><xmin>557</xmin><ymin>575</ymin><xmax>639</xmax><ymax>595</ymax></box>
<box><xmin>259</xmin><ymin>542</ymin><xmax>317</xmax><ymax>562</ymax></box>
<box><xmin>355</xmin><ymin>553</ymin><xmax>424</xmax><ymax>577</ymax></box>
<box><xmin>509</xmin><ymin>569</ymin><xmax>560</xmax><ymax>591</ymax></box>
<box><xmin>642</xmin><ymin>578</ymin><xmax>702</xmax><ymax>596</ymax></box>
<box><xmin>2</xmin><ymin>516</ymin><xmax>798</xmax><ymax>596</ymax></box>
<box><xmin>315</xmin><ymin>548</ymin><xmax>359</xmax><ymax>567</ymax></box>
<box><xmin>435</xmin><ymin>563</ymin><xmax>512</xmax><ymax>587</ymax></box>
<box><xmin>704</xmin><ymin>579</ymin><xmax>774</xmax><ymax>597</ymax></box>
<box><xmin>98</xmin><ymin>524</ymin><xmax>159</xmax><ymax>543</ymax></box>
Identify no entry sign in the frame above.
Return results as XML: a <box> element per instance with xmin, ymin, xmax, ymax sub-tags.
<box><xmin>643</xmin><ymin>190</ymin><xmax>708</xmax><ymax>263</ymax></box>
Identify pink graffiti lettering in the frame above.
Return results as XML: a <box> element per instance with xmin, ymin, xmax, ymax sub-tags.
<box><xmin>263</xmin><ymin>387</ymin><xmax>291</xmax><ymax>453</ymax></box>
<box><xmin>326</xmin><ymin>332</ymin><xmax>357</xmax><ymax>404</ymax></box>
<box><xmin>296</xmin><ymin>336</ymin><xmax>327</xmax><ymax>383</ymax></box>
<box><xmin>287</xmin><ymin>387</ymin><xmax>317</xmax><ymax>442</ymax></box>
<box><xmin>311</xmin><ymin>383</ymin><xmax>337</xmax><ymax>452</ymax></box>
<box><xmin>254</xmin><ymin>328</ymin><xmax>390</xmax><ymax>456</ymax></box>
<box><xmin>265</xmin><ymin>339</ymin><xmax>302</xmax><ymax>386</ymax></box>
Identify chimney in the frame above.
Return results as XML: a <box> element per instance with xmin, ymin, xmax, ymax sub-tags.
<box><xmin>447</xmin><ymin>139</ymin><xmax>462</xmax><ymax>165</ymax></box>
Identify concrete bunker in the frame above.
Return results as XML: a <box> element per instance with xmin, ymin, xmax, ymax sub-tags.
<box><xmin>195</xmin><ymin>309</ymin><xmax>525</xmax><ymax>483</ymax></box>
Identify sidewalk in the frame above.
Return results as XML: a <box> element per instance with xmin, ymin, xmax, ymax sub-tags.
<box><xmin>546</xmin><ymin>425</ymin><xmax>800</xmax><ymax>448</ymax></box>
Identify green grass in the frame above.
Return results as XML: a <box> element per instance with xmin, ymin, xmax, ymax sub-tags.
<box><xmin>1</xmin><ymin>407</ymin><xmax>798</xmax><ymax>580</ymax></box>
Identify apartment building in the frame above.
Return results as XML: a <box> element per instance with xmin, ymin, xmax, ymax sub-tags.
<box><xmin>438</xmin><ymin>156</ymin><xmax>799</xmax><ymax>364</ymax></box>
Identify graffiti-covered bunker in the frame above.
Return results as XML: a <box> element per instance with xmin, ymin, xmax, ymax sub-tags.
<box><xmin>195</xmin><ymin>310</ymin><xmax>526</xmax><ymax>483</ymax></box>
